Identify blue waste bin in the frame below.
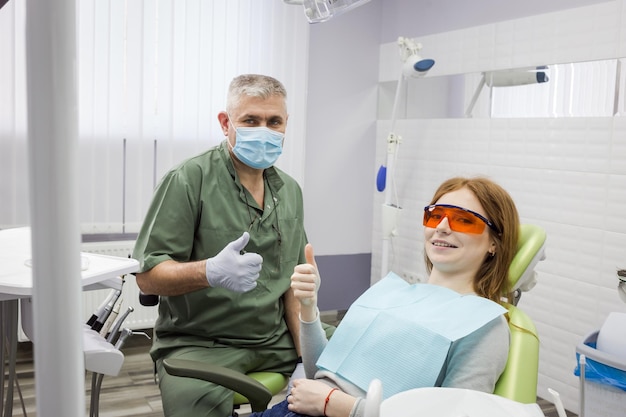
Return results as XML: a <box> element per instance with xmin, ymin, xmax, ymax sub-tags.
<box><xmin>575</xmin><ymin>330</ymin><xmax>626</xmax><ymax>417</ymax></box>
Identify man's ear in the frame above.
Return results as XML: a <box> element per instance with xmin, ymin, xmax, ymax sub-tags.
<box><xmin>217</xmin><ymin>112</ymin><xmax>229</xmax><ymax>136</ymax></box>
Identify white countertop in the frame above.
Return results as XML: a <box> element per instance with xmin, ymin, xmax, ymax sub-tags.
<box><xmin>0</xmin><ymin>227</ymin><xmax>139</xmax><ymax>299</ymax></box>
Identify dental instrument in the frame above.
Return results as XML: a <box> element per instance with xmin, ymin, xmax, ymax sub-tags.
<box><xmin>99</xmin><ymin>297</ymin><xmax>122</xmax><ymax>337</ymax></box>
<box><xmin>548</xmin><ymin>388</ymin><xmax>567</xmax><ymax>417</ymax></box>
<box><xmin>86</xmin><ymin>288</ymin><xmax>120</xmax><ymax>327</ymax></box>
<box><xmin>91</xmin><ymin>287</ymin><xmax>123</xmax><ymax>331</ymax></box>
<box><xmin>106</xmin><ymin>305</ymin><xmax>135</xmax><ymax>343</ymax></box>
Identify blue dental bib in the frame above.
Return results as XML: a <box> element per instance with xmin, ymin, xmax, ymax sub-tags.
<box><xmin>316</xmin><ymin>272</ymin><xmax>506</xmax><ymax>398</ymax></box>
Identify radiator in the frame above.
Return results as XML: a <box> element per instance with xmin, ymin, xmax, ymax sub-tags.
<box><xmin>18</xmin><ymin>240</ymin><xmax>157</xmax><ymax>342</ymax></box>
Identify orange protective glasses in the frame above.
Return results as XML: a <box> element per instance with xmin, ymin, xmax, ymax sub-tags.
<box><xmin>423</xmin><ymin>204</ymin><xmax>499</xmax><ymax>235</ymax></box>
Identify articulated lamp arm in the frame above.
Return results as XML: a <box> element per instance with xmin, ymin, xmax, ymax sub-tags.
<box><xmin>379</xmin><ymin>37</ymin><xmax>435</xmax><ymax>277</ymax></box>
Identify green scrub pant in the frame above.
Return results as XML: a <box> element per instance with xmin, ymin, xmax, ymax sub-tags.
<box><xmin>156</xmin><ymin>342</ymin><xmax>298</xmax><ymax>417</ymax></box>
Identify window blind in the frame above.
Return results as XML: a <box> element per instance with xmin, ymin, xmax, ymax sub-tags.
<box><xmin>0</xmin><ymin>0</ymin><xmax>310</xmax><ymax>233</ymax></box>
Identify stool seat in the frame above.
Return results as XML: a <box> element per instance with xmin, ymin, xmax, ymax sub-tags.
<box><xmin>233</xmin><ymin>372</ymin><xmax>288</xmax><ymax>405</ymax></box>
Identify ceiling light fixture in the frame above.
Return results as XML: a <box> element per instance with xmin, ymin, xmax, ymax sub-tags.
<box><xmin>284</xmin><ymin>0</ymin><xmax>373</xmax><ymax>23</ymax></box>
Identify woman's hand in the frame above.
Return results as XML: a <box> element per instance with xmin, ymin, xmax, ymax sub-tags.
<box><xmin>288</xmin><ymin>379</ymin><xmax>355</xmax><ymax>417</ymax></box>
<box><xmin>291</xmin><ymin>244</ymin><xmax>320</xmax><ymax>321</ymax></box>
<box><xmin>287</xmin><ymin>379</ymin><xmax>328</xmax><ymax>415</ymax></box>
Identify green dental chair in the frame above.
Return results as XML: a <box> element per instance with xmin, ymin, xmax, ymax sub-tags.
<box><xmin>362</xmin><ymin>224</ymin><xmax>547</xmax><ymax>417</ymax></box>
<box><xmin>493</xmin><ymin>223</ymin><xmax>546</xmax><ymax>404</ymax></box>
<box><xmin>163</xmin><ymin>224</ymin><xmax>547</xmax><ymax>413</ymax></box>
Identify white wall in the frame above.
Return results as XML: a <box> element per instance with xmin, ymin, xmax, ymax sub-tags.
<box><xmin>303</xmin><ymin>0</ymin><xmax>611</xmax><ymax>252</ymax></box>
<box><xmin>370</xmin><ymin>1</ymin><xmax>626</xmax><ymax>413</ymax></box>
<box><xmin>302</xmin><ymin>0</ymin><xmax>620</xmax><ymax>302</ymax></box>
<box><xmin>300</xmin><ymin>1</ymin><xmax>382</xmax><ymax>310</ymax></box>
<box><xmin>379</xmin><ymin>0</ymin><xmax>611</xmax><ymax>41</ymax></box>
<box><xmin>303</xmin><ymin>1</ymin><xmax>381</xmax><ymax>255</ymax></box>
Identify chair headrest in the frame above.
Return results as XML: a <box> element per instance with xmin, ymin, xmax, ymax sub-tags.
<box><xmin>509</xmin><ymin>224</ymin><xmax>547</xmax><ymax>292</ymax></box>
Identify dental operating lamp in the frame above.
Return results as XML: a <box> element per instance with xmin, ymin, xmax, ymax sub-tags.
<box><xmin>465</xmin><ymin>66</ymin><xmax>549</xmax><ymax>117</ymax></box>
<box><xmin>377</xmin><ymin>37</ymin><xmax>435</xmax><ymax>278</ymax></box>
<box><xmin>284</xmin><ymin>0</ymin><xmax>372</xmax><ymax>23</ymax></box>
<box><xmin>484</xmin><ymin>67</ymin><xmax>549</xmax><ymax>87</ymax></box>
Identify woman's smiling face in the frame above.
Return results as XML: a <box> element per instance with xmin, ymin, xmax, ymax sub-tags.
<box><xmin>424</xmin><ymin>187</ymin><xmax>496</xmax><ymax>279</ymax></box>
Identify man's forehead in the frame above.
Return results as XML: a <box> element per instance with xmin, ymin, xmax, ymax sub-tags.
<box><xmin>235</xmin><ymin>95</ymin><xmax>286</xmax><ymax>114</ymax></box>
<box><xmin>237</xmin><ymin>111</ymin><xmax>285</xmax><ymax>119</ymax></box>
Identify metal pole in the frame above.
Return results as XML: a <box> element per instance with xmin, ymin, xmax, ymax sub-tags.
<box><xmin>25</xmin><ymin>0</ymin><xmax>84</xmax><ymax>416</ymax></box>
<box><xmin>380</xmin><ymin>67</ymin><xmax>405</xmax><ymax>278</ymax></box>
<box><xmin>579</xmin><ymin>354</ymin><xmax>586</xmax><ymax>417</ymax></box>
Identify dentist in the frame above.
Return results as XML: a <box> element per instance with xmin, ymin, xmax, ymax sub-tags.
<box><xmin>133</xmin><ymin>74</ymin><xmax>307</xmax><ymax>417</ymax></box>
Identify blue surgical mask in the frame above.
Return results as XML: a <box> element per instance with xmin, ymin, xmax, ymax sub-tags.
<box><xmin>229</xmin><ymin>120</ymin><xmax>284</xmax><ymax>169</ymax></box>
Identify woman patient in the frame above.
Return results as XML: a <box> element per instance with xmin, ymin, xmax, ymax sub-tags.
<box><xmin>251</xmin><ymin>176</ymin><xmax>520</xmax><ymax>417</ymax></box>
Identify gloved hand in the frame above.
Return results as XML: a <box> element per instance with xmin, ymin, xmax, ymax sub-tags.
<box><xmin>205</xmin><ymin>232</ymin><xmax>263</xmax><ymax>293</ymax></box>
<box><xmin>287</xmin><ymin>359</ymin><xmax>305</xmax><ymax>395</ymax></box>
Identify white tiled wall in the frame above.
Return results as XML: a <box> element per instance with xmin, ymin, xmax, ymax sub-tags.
<box><xmin>378</xmin><ymin>1</ymin><xmax>626</xmax><ymax>81</ymax></box>
<box><xmin>374</xmin><ymin>1</ymin><xmax>626</xmax><ymax>413</ymax></box>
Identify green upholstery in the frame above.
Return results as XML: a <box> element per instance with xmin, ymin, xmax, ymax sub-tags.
<box><xmin>493</xmin><ymin>303</ymin><xmax>540</xmax><ymax>403</ymax></box>
<box><xmin>493</xmin><ymin>223</ymin><xmax>546</xmax><ymax>404</ymax></box>
<box><xmin>509</xmin><ymin>224</ymin><xmax>547</xmax><ymax>292</ymax></box>
<box><xmin>232</xmin><ymin>372</ymin><xmax>288</xmax><ymax>407</ymax></box>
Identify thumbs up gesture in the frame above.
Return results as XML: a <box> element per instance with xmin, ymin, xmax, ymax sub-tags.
<box><xmin>205</xmin><ymin>232</ymin><xmax>263</xmax><ymax>293</ymax></box>
<box><xmin>291</xmin><ymin>244</ymin><xmax>321</xmax><ymax>314</ymax></box>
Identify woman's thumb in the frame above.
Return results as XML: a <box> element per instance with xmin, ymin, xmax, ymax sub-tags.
<box><xmin>305</xmin><ymin>243</ymin><xmax>316</xmax><ymax>267</ymax></box>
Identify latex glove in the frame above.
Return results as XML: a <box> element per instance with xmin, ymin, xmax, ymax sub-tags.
<box><xmin>291</xmin><ymin>244</ymin><xmax>320</xmax><ymax>308</ymax></box>
<box><xmin>205</xmin><ymin>232</ymin><xmax>262</xmax><ymax>293</ymax></box>
<box><xmin>287</xmin><ymin>360</ymin><xmax>305</xmax><ymax>395</ymax></box>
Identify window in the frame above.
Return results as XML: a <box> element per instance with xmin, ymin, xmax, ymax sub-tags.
<box><xmin>0</xmin><ymin>0</ymin><xmax>309</xmax><ymax>232</ymax></box>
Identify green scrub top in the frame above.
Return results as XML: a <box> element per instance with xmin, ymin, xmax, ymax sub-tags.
<box><xmin>132</xmin><ymin>141</ymin><xmax>307</xmax><ymax>360</ymax></box>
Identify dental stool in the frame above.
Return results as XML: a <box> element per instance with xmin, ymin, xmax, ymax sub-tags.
<box><xmin>141</xmin><ymin>292</ymin><xmax>335</xmax><ymax>415</ymax></box>
<box><xmin>163</xmin><ymin>360</ymin><xmax>288</xmax><ymax>414</ymax></box>
<box><xmin>163</xmin><ymin>322</ymin><xmax>336</xmax><ymax>416</ymax></box>
<box><xmin>163</xmin><ymin>321</ymin><xmax>336</xmax><ymax>416</ymax></box>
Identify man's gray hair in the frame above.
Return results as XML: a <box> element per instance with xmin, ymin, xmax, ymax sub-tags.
<box><xmin>226</xmin><ymin>74</ymin><xmax>287</xmax><ymax>114</ymax></box>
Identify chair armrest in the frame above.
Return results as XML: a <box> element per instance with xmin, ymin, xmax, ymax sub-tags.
<box><xmin>162</xmin><ymin>358</ymin><xmax>273</xmax><ymax>412</ymax></box>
